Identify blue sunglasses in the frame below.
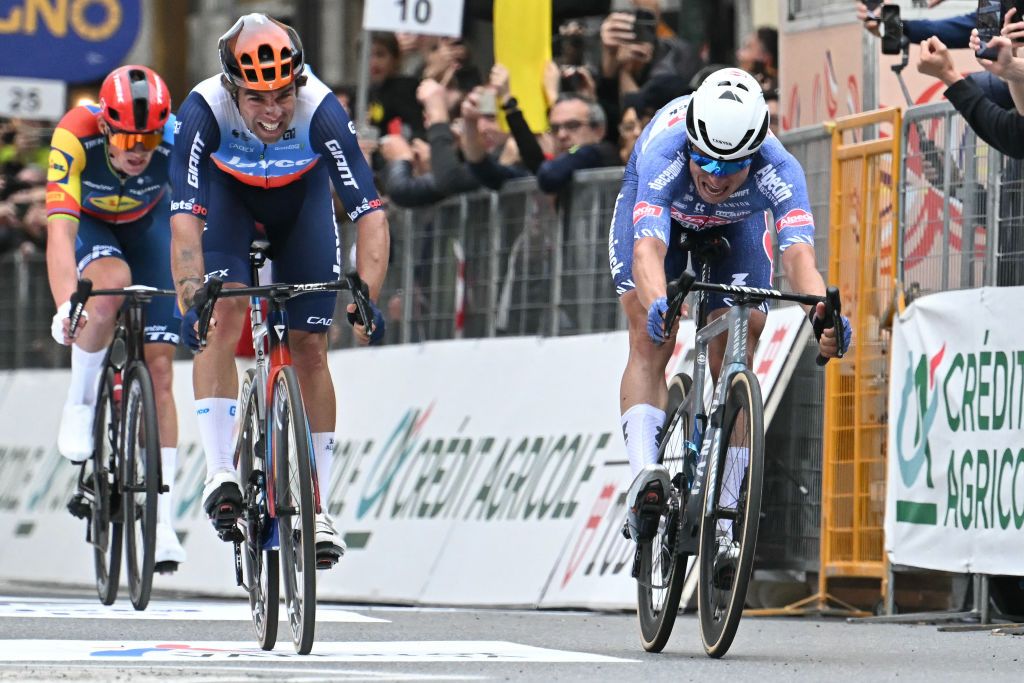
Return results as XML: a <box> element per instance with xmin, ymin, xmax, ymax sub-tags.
<box><xmin>689</xmin><ymin>146</ymin><xmax>753</xmax><ymax>177</ymax></box>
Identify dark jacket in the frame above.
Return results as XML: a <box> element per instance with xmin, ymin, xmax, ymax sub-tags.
<box><xmin>944</xmin><ymin>77</ymin><xmax>1024</xmax><ymax>158</ymax></box>
<box><xmin>536</xmin><ymin>140</ymin><xmax>619</xmax><ymax>194</ymax></box>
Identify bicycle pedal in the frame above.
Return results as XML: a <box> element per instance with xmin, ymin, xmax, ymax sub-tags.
<box><xmin>217</xmin><ymin>526</ymin><xmax>244</xmax><ymax>543</ymax></box>
<box><xmin>631</xmin><ymin>544</ymin><xmax>642</xmax><ymax>579</ymax></box>
<box><xmin>154</xmin><ymin>560</ymin><xmax>179</xmax><ymax>575</ymax></box>
<box><xmin>67</xmin><ymin>492</ymin><xmax>91</xmax><ymax>520</ymax></box>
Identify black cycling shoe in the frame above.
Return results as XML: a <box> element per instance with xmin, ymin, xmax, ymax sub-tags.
<box><xmin>203</xmin><ymin>481</ymin><xmax>243</xmax><ymax>542</ymax></box>
<box><xmin>67</xmin><ymin>491</ymin><xmax>91</xmax><ymax>520</ymax></box>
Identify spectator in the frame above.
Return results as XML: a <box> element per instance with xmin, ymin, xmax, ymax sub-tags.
<box><xmin>597</xmin><ymin>1</ymin><xmax>704</xmax><ymax>143</ymax></box>
<box><xmin>857</xmin><ymin>1</ymin><xmax>1014</xmax><ymax>108</ymax></box>
<box><xmin>460</xmin><ymin>86</ymin><xmax>531</xmax><ymax>190</ymax></box>
<box><xmin>737</xmin><ymin>26</ymin><xmax>778</xmax><ymax>129</ymax></box>
<box><xmin>617</xmin><ymin>106</ymin><xmax>644</xmax><ymax>165</ymax></box>
<box><xmin>536</xmin><ymin>94</ymin><xmax>619</xmax><ymax>195</ymax></box>
<box><xmin>416</xmin><ymin>77</ymin><xmax>485</xmax><ymax>196</ymax></box>
<box><xmin>380</xmin><ymin>134</ymin><xmax>443</xmax><ymax>207</ymax></box>
<box><xmin>368</xmin><ymin>32</ymin><xmax>424</xmax><ymax>138</ymax></box>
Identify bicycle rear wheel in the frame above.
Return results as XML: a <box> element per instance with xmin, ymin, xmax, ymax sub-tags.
<box><xmin>698</xmin><ymin>368</ymin><xmax>764</xmax><ymax>658</ymax></box>
<box><xmin>637</xmin><ymin>372</ymin><xmax>693</xmax><ymax>652</ymax></box>
<box><xmin>121</xmin><ymin>364</ymin><xmax>160</xmax><ymax>611</ymax></box>
<box><xmin>91</xmin><ymin>367</ymin><xmax>122</xmax><ymax>606</ymax></box>
<box><xmin>237</xmin><ymin>369</ymin><xmax>279</xmax><ymax>651</ymax></box>
<box><xmin>272</xmin><ymin>366</ymin><xmax>317</xmax><ymax>654</ymax></box>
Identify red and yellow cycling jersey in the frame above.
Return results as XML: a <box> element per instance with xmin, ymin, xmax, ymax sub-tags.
<box><xmin>46</xmin><ymin>105</ymin><xmax>175</xmax><ymax>225</ymax></box>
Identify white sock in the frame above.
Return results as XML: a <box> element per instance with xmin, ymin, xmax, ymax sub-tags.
<box><xmin>718</xmin><ymin>445</ymin><xmax>750</xmax><ymax>539</ymax></box>
<box><xmin>158</xmin><ymin>447</ymin><xmax>177</xmax><ymax>525</ymax></box>
<box><xmin>621</xmin><ymin>404</ymin><xmax>666</xmax><ymax>477</ymax></box>
<box><xmin>311</xmin><ymin>432</ymin><xmax>335</xmax><ymax>502</ymax></box>
<box><xmin>195</xmin><ymin>398</ymin><xmax>238</xmax><ymax>479</ymax></box>
<box><xmin>67</xmin><ymin>345</ymin><xmax>106</xmax><ymax>406</ymax></box>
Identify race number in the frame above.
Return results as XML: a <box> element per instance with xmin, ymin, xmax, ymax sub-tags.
<box><xmin>363</xmin><ymin>0</ymin><xmax>463</xmax><ymax>38</ymax></box>
<box><xmin>0</xmin><ymin>77</ymin><xmax>66</xmax><ymax>121</ymax></box>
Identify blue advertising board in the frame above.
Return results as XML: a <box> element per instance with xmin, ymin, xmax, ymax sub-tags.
<box><xmin>0</xmin><ymin>0</ymin><xmax>142</xmax><ymax>83</ymax></box>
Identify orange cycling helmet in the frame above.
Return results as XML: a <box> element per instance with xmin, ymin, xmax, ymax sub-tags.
<box><xmin>219</xmin><ymin>13</ymin><xmax>304</xmax><ymax>91</ymax></box>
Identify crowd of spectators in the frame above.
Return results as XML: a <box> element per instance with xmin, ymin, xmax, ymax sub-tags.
<box><xmin>0</xmin><ymin>118</ymin><xmax>49</xmax><ymax>256</ymax></box>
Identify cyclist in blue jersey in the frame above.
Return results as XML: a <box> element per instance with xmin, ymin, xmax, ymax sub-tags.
<box><xmin>611</xmin><ymin>68</ymin><xmax>852</xmax><ymax>541</ymax></box>
<box><xmin>169</xmin><ymin>14</ymin><xmax>389</xmax><ymax>567</ymax></box>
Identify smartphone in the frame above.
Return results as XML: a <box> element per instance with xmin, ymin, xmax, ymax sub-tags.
<box><xmin>880</xmin><ymin>4</ymin><xmax>903</xmax><ymax>55</ymax></box>
<box><xmin>1001</xmin><ymin>0</ymin><xmax>1024</xmax><ymax>43</ymax></box>
<box><xmin>864</xmin><ymin>0</ymin><xmax>883</xmax><ymax>12</ymax></box>
<box><xmin>977</xmin><ymin>0</ymin><xmax>1002</xmax><ymax>60</ymax></box>
<box><xmin>559</xmin><ymin>67</ymin><xmax>587</xmax><ymax>94</ymax></box>
<box><xmin>632</xmin><ymin>9</ymin><xmax>657</xmax><ymax>46</ymax></box>
<box><xmin>478</xmin><ymin>89</ymin><xmax>497</xmax><ymax>116</ymax></box>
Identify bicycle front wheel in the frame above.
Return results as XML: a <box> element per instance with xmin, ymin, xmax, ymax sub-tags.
<box><xmin>698</xmin><ymin>368</ymin><xmax>764</xmax><ymax>658</ymax></box>
<box><xmin>272</xmin><ymin>366</ymin><xmax>317</xmax><ymax>654</ymax></box>
<box><xmin>637</xmin><ymin>372</ymin><xmax>693</xmax><ymax>652</ymax></box>
<box><xmin>121</xmin><ymin>364</ymin><xmax>160</xmax><ymax>611</ymax></box>
<box><xmin>91</xmin><ymin>367</ymin><xmax>122</xmax><ymax>606</ymax></box>
<box><xmin>237</xmin><ymin>368</ymin><xmax>279</xmax><ymax>651</ymax></box>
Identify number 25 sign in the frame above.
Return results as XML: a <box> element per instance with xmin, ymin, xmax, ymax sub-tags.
<box><xmin>363</xmin><ymin>0</ymin><xmax>464</xmax><ymax>38</ymax></box>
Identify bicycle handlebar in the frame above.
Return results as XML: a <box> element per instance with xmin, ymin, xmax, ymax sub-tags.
<box><xmin>67</xmin><ymin>279</ymin><xmax>93</xmax><ymax>338</ymax></box>
<box><xmin>664</xmin><ymin>270</ymin><xmax>848</xmax><ymax>367</ymax></box>
<box><xmin>67</xmin><ymin>280</ymin><xmax>180</xmax><ymax>337</ymax></box>
<box><xmin>196</xmin><ymin>272</ymin><xmax>373</xmax><ymax>348</ymax></box>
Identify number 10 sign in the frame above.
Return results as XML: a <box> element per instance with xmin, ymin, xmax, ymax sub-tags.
<box><xmin>363</xmin><ymin>0</ymin><xmax>464</xmax><ymax>38</ymax></box>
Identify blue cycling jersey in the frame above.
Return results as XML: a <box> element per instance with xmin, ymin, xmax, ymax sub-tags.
<box><xmin>626</xmin><ymin>95</ymin><xmax>816</xmax><ymax>251</ymax></box>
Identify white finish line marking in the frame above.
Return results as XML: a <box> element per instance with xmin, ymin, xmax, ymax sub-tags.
<box><xmin>0</xmin><ymin>598</ymin><xmax>387</xmax><ymax>623</ymax></box>
<box><xmin>0</xmin><ymin>640</ymin><xmax>634</xmax><ymax>663</ymax></box>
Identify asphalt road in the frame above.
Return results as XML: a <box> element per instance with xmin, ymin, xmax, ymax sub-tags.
<box><xmin>0</xmin><ymin>582</ymin><xmax>1020</xmax><ymax>682</ymax></box>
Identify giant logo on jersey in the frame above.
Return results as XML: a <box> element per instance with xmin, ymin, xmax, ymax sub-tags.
<box><xmin>632</xmin><ymin>201</ymin><xmax>663</xmax><ymax>224</ymax></box>
<box><xmin>89</xmin><ymin>195</ymin><xmax>141</xmax><ymax>212</ymax></box>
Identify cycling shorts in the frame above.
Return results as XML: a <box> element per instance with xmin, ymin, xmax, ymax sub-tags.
<box><xmin>74</xmin><ymin>203</ymin><xmax>180</xmax><ymax>345</ymax></box>
<box><xmin>608</xmin><ymin>177</ymin><xmax>774</xmax><ymax>314</ymax></box>
<box><xmin>198</xmin><ymin>163</ymin><xmax>341</xmax><ymax>333</ymax></box>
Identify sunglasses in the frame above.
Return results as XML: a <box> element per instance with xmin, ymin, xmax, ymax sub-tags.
<box><xmin>689</xmin><ymin>145</ymin><xmax>752</xmax><ymax>177</ymax></box>
<box><xmin>107</xmin><ymin>129</ymin><xmax>163</xmax><ymax>151</ymax></box>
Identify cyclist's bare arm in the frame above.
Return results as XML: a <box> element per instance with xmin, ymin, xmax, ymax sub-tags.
<box><xmin>171</xmin><ymin>212</ymin><xmax>206</xmax><ymax>310</ymax></box>
<box><xmin>780</xmin><ymin>243</ymin><xmax>826</xmax><ymax>307</ymax></box>
<box><xmin>354</xmin><ymin>210</ymin><xmax>390</xmax><ymax>302</ymax></box>
<box><xmin>633</xmin><ymin>236</ymin><xmax>669</xmax><ymax>309</ymax></box>
<box><xmin>46</xmin><ymin>216</ymin><xmax>81</xmax><ymax>309</ymax></box>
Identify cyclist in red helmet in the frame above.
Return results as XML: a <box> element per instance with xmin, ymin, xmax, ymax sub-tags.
<box><xmin>170</xmin><ymin>14</ymin><xmax>389</xmax><ymax>567</ymax></box>
<box><xmin>46</xmin><ymin>64</ymin><xmax>187</xmax><ymax>571</ymax></box>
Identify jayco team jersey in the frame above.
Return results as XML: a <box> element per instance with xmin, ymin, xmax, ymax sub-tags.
<box><xmin>169</xmin><ymin>71</ymin><xmax>380</xmax><ymax>222</ymax></box>
<box><xmin>627</xmin><ymin>95</ymin><xmax>816</xmax><ymax>251</ymax></box>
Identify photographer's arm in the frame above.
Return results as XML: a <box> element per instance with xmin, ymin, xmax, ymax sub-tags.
<box><xmin>946</xmin><ymin>77</ymin><xmax>1024</xmax><ymax>157</ymax></box>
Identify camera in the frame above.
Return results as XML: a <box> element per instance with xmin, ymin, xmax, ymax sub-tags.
<box><xmin>632</xmin><ymin>9</ymin><xmax>657</xmax><ymax>46</ymax></box>
<box><xmin>880</xmin><ymin>4</ymin><xmax>903</xmax><ymax>55</ymax></box>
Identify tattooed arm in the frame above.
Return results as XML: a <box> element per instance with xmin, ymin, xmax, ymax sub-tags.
<box><xmin>170</xmin><ymin>213</ymin><xmax>205</xmax><ymax>311</ymax></box>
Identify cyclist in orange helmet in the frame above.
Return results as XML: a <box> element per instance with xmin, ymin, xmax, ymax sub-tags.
<box><xmin>170</xmin><ymin>14</ymin><xmax>390</xmax><ymax>568</ymax></box>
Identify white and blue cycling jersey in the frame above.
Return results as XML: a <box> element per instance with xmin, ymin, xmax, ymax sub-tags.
<box><xmin>609</xmin><ymin>94</ymin><xmax>817</xmax><ymax>310</ymax></box>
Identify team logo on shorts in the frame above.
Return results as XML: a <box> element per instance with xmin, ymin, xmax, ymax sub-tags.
<box><xmin>776</xmin><ymin>208</ymin><xmax>814</xmax><ymax>230</ymax></box>
<box><xmin>632</xmin><ymin>201</ymin><xmax>663</xmax><ymax>224</ymax></box>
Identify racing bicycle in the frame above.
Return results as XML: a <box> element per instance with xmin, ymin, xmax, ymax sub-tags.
<box><xmin>195</xmin><ymin>240</ymin><xmax>376</xmax><ymax>655</ymax></box>
<box><xmin>66</xmin><ymin>281</ymin><xmax>179</xmax><ymax>611</ymax></box>
<box><xmin>634</xmin><ymin>229</ymin><xmax>846</xmax><ymax>657</ymax></box>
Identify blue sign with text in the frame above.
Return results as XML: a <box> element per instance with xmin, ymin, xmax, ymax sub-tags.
<box><xmin>0</xmin><ymin>0</ymin><xmax>142</xmax><ymax>83</ymax></box>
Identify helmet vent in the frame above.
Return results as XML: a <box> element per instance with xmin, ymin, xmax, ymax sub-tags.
<box><xmin>719</xmin><ymin>91</ymin><xmax>742</xmax><ymax>103</ymax></box>
<box><xmin>258</xmin><ymin>44</ymin><xmax>274</xmax><ymax>64</ymax></box>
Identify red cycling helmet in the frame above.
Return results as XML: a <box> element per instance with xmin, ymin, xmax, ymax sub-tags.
<box><xmin>98</xmin><ymin>66</ymin><xmax>171</xmax><ymax>150</ymax></box>
<box><xmin>219</xmin><ymin>13</ymin><xmax>304</xmax><ymax>91</ymax></box>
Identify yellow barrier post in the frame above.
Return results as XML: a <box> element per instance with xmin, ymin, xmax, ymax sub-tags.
<box><xmin>749</xmin><ymin>108</ymin><xmax>901</xmax><ymax>617</ymax></box>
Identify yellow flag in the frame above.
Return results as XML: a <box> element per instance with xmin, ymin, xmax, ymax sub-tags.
<box><xmin>493</xmin><ymin>0</ymin><xmax>552</xmax><ymax>134</ymax></box>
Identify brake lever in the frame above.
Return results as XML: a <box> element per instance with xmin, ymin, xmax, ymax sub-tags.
<box><xmin>664</xmin><ymin>270</ymin><xmax>696</xmax><ymax>337</ymax></box>
<box><xmin>344</xmin><ymin>271</ymin><xmax>375</xmax><ymax>334</ymax></box>
<box><xmin>197</xmin><ymin>279</ymin><xmax>223</xmax><ymax>350</ymax></box>
<box><xmin>815</xmin><ymin>286</ymin><xmax>844</xmax><ymax>366</ymax></box>
<box><xmin>67</xmin><ymin>279</ymin><xmax>93</xmax><ymax>337</ymax></box>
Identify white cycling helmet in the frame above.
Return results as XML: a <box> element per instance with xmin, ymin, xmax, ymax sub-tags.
<box><xmin>686</xmin><ymin>67</ymin><xmax>770</xmax><ymax>161</ymax></box>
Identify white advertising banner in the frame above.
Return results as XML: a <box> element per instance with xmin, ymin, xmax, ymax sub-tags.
<box><xmin>887</xmin><ymin>287</ymin><xmax>1024</xmax><ymax>575</ymax></box>
<box><xmin>0</xmin><ymin>315</ymin><xmax>809</xmax><ymax>607</ymax></box>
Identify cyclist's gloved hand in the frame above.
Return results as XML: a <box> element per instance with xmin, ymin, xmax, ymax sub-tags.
<box><xmin>646</xmin><ymin>296</ymin><xmax>669</xmax><ymax>345</ymax></box>
<box><xmin>51</xmin><ymin>300</ymin><xmax>86</xmax><ymax>345</ymax></box>
<box><xmin>346</xmin><ymin>299</ymin><xmax>386</xmax><ymax>346</ymax></box>
<box><xmin>809</xmin><ymin>305</ymin><xmax>852</xmax><ymax>356</ymax></box>
<box><xmin>181</xmin><ymin>285</ymin><xmax>215</xmax><ymax>352</ymax></box>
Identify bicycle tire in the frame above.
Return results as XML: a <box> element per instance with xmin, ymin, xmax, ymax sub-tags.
<box><xmin>121</xmin><ymin>364</ymin><xmax>159</xmax><ymax>611</ymax></box>
<box><xmin>273</xmin><ymin>365</ymin><xmax>317</xmax><ymax>654</ymax></box>
<box><xmin>637</xmin><ymin>372</ymin><xmax>694</xmax><ymax>652</ymax></box>
<box><xmin>697</xmin><ymin>368</ymin><xmax>764</xmax><ymax>658</ymax></box>
<box><xmin>237</xmin><ymin>368</ymin><xmax>279</xmax><ymax>650</ymax></box>
<box><xmin>91</xmin><ymin>367</ymin><xmax>123</xmax><ymax>606</ymax></box>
